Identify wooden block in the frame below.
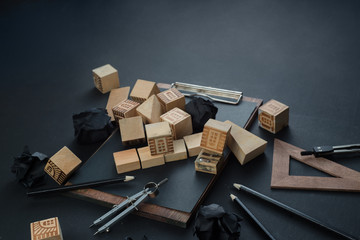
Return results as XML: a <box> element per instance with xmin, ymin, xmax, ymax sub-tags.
<box><xmin>30</xmin><ymin>217</ymin><xmax>63</xmax><ymax>240</ymax></box>
<box><xmin>92</xmin><ymin>64</ymin><xmax>120</xmax><ymax>94</ymax></box>
<box><xmin>137</xmin><ymin>146</ymin><xmax>165</xmax><ymax>169</ymax></box>
<box><xmin>225</xmin><ymin>120</ymin><xmax>267</xmax><ymax>165</ymax></box>
<box><xmin>160</xmin><ymin>107</ymin><xmax>193</xmax><ymax>140</ymax></box>
<box><xmin>157</xmin><ymin>88</ymin><xmax>185</xmax><ymax>112</ymax></box>
<box><xmin>258</xmin><ymin>99</ymin><xmax>289</xmax><ymax>134</ymax></box>
<box><xmin>136</xmin><ymin>95</ymin><xmax>164</xmax><ymax>124</ymax></box>
<box><xmin>130</xmin><ymin>79</ymin><xmax>160</xmax><ymax>103</ymax></box>
<box><xmin>44</xmin><ymin>146</ymin><xmax>82</xmax><ymax>185</ymax></box>
<box><xmin>164</xmin><ymin>139</ymin><xmax>188</xmax><ymax>162</ymax></box>
<box><xmin>200</xmin><ymin>119</ymin><xmax>231</xmax><ymax>154</ymax></box>
<box><xmin>119</xmin><ymin>116</ymin><xmax>146</xmax><ymax>146</ymax></box>
<box><xmin>145</xmin><ymin>122</ymin><xmax>174</xmax><ymax>155</ymax></box>
<box><xmin>194</xmin><ymin>149</ymin><xmax>224</xmax><ymax>174</ymax></box>
<box><xmin>183</xmin><ymin>132</ymin><xmax>202</xmax><ymax>157</ymax></box>
<box><xmin>112</xmin><ymin>99</ymin><xmax>140</xmax><ymax>123</ymax></box>
<box><xmin>113</xmin><ymin>148</ymin><xmax>141</xmax><ymax>174</ymax></box>
<box><xmin>105</xmin><ymin>87</ymin><xmax>130</xmax><ymax>121</ymax></box>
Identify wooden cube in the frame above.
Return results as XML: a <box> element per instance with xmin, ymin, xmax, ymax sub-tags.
<box><xmin>194</xmin><ymin>149</ymin><xmax>224</xmax><ymax>174</ymax></box>
<box><xmin>225</xmin><ymin>120</ymin><xmax>267</xmax><ymax>165</ymax></box>
<box><xmin>157</xmin><ymin>88</ymin><xmax>185</xmax><ymax>112</ymax></box>
<box><xmin>92</xmin><ymin>64</ymin><xmax>120</xmax><ymax>94</ymax></box>
<box><xmin>105</xmin><ymin>87</ymin><xmax>130</xmax><ymax>121</ymax></box>
<box><xmin>44</xmin><ymin>146</ymin><xmax>82</xmax><ymax>185</ymax></box>
<box><xmin>119</xmin><ymin>116</ymin><xmax>146</xmax><ymax>146</ymax></box>
<box><xmin>160</xmin><ymin>107</ymin><xmax>193</xmax><ymax>140</ymax></box>
<box><xmin>113</xmin><ymin>148</ymin><xmax>141</xmax><ymax>174</ymax></box>
<box><xmin>136</xmin><ymin>95</ymin><xmax>164</xmax><ymax>124</ymax></box>
<box><xmin>30</xmin><ymin>217</ymin><xmax>63</xmax><ymax>240</ymax></box>
<box><xmin>200</xmin><ymin>119</ymin><xmax>231</xmax><ymax>154</ymax></box>
<box><xmin>164</xmin><ymin>139</ymin><xmax>188</xmax><ymax>162</ymax></box>
<box><xmin>258</xmin><ymin>99</ymin><xmax>289</xmax><ymax>134</ymax></box>
<box><xmin>137</xmin><ymin>146</ymin><xmax>165</xmax><ymax>169</ymax></box>
<box><xmin>145</xmin><ymin>122</ymin><xmax>174</xmax><ymax>155</ymax></box>
<box><xmin>112</xmin><ymin>99</ymin><xmax>140</xmax><ymax>123</ymax></box>
<box><xmin>183</xmin><ymin>132</ymin><xmax>202</xmax><ymax>157</ymax></box>
<box><xmin>130</xmin><ymin>79</ymin><xmax>160</xmax><ymax>103</ymax></box>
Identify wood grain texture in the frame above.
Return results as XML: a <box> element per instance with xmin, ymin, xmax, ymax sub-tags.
<box><xmin>130</xmin><ymin>79</ymin><xmax>160</xmax><ymax>103</ymax></box>
<box><xmin>157</xmin><ymin>88</ymin><xmax>185</xmax><ymax>112</ymax></box>
<box><xmin>106</xmin><ymin>87</ymin><xmax>130</xmax><ymax>121</ymax></box>
<box><xmin>92</xmin><ymin>64</ymin><xmax>120</xmax><ymax>94</ymax></box>
<box><xmin>258</xmin><ymin>99</ymin><xmax>289</xmax><ymax>134</ymax></box>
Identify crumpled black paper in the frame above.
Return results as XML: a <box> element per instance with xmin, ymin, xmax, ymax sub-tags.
<box><xmin>194</xmin><ymin>204</ymin><xmax>243</xmax><ymax>240</ymax></box>
<box><xmin>186</xmin><ymin>97</ymin><xmax>218</xmax><ymax>133</ymax></box>
<box><xmin>73</xmin><ymin>108</ymin><xmax>114</xmax><ymax>144</ymax></box>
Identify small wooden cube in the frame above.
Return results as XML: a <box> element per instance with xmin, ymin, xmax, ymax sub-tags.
<box><xmin>145</xmin><ymin>122</ymin><xmax>174</xmax><ymax>155</ymax></box>
<box><xmin>258</xmin><ymin>99</ymin><xmax>289</xmax><ymax>134</ymax></box>
<box><xmin>160</xmin><ymin>107</ymin><xmax>193</xmax><ymax>140</ymax></box>
<box><xmin>113</xmin><ymin>148</ymin><xmax>141</xmax><ymax>174</ymax></box>
<box><xmin>44</xmin><ymin>146</ymin><xmax>82</xmax><ymax>185</ymax></box>
<box><xmin>92</xmin><ymin>64</ymin><xmax>120</xmax><ymax>94</ymax></box>
<box><xmin>183</xmin><ymin>132</ymin><xmax>202</xmax><ymax>157</ymax></box>
<box><xmin>194</xmin><ymin>149</ymin><xmax>224</xmax><ymax>174</ymax></box>
<box><xmin>164</xmin><ymin>139</ymin><xmax>188</xmax><ymax>162</ymax></box>
<box><xmin>30</xmin><ymin>217</ymin><xmax>63</xmax><ymax>240</ymax></box>
<box><xmin>225</xmin><ymin>120</ymin><xmax>267</xmax><ymax>165</ymax></box>
<box><xmin>157</xmin><ymin>88</ymin><xmax>185</xmax><ymax>112</ymax></box>
<box><xmin>105</xmin><ymin>87</ymin><xmax>130</xmax><ymax>121</ymax></box>
<box><xmin>137</xmin><ymin>146</ymin><xmax>165</xmax><ymax>169</ymax></box>
<box><xmin>112</xmin><ymin>99</ymin><xmax>140</xmax><ymax>123</ymax></box>
<box><xmin>136</xmin><ymin>95</ymin><xmax>164</xmax><ymax>124</ymax></box>
<box><xmin>200</xmin><ymin>119</ymin><xmax>231</xmax><ymax>154</ymax></box>
<box><xmin>119</xmin><ymin>116</ymin><xmax>146</xmax><ymax>146</ymax></box>
<box><xmin>130</xmin><ymin>79</ymin><xmax>160</xmax><ymax>103</ymax></box>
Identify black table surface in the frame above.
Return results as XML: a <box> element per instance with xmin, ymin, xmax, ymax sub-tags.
<box><xmin>1</xmin><ymin>1</ymin><xmax>360</xmax><ymax>239</ymax></box>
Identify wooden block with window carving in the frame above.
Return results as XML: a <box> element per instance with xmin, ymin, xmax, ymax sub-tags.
<box><xmin>130</xmin><ymin>79</ymin><xmax>160</xmax><ymax>103</ymax></box>
<box><xmin>200</xmin><ymin>119</ymin><xmax>231</xmax><ymax>154</ymax></box>
<box><xmin>31</xmin><ymin>217</ymin><xmax>63</xmax><ymax>240</ymax></box>
<box><xmin>92</xmin><ymin>64</ymin><xmax>120</xmax><ymax>94</ymax></box>
<box><xmin>112</xmin><ymin>99</ymin><xmax>140</xmax><ymax>123</ymax></box>
<box><xmin>160</xmin><ymin>107</ymin><xmax>193</xmax><ymax>140</ymax></box>
<box><xmin>145</xmin><ymin>122</ymin><xmax>174</xmax><ymax>155</ymax></box>
<box><xmin>156</xmin><ymin>88</ymin><xmax>185</xmax><ymax>112</ymax></box>
<box><xmin>258</xmin><ymin>99</ymin><xmax>289</xmax><ymax>134</ymax></box>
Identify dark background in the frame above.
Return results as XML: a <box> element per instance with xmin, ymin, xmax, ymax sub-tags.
<box><xmin>1</xmin><ymin>0</ymin><xmax>360</xmax><ymax>239</ymax></box>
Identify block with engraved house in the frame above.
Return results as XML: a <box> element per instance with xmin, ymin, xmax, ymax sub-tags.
<box><xmin>194</xmin><ymin>149</ymin><xmax>224</xmax><ymax>174</ymax></box>
<box><xmin>157</xmin><ymin>88</ymin><xmax>185</xmax><ymax>112</ymax></box>
<box><xmin>105</xmin><ymin>87</ymin><xmax>130</xmax><ymax>121</ymax></box>
<box><xmin>183</xmin><ymin>132</ymin><xmax>202</xmax><ymax>157</ymax></box>
<box><xmin>112</xmin><ymin>99</ymin><xmax>140</xmax><ymax>123</ymax></box>
<box><xmin>164</xmin><ymin>139</ymin><xmax>188</xmax><ymax>162</ymax></box>
<box><xmin>92</xmin><ymin>64</ymin><xmax>120</xmax><ymax>94</ymax></box>
<box><xmin>130</xmin><ymin>79</ymin><xmax>160</xmax><ymax>103</ymax></box>
<box><xmin>160</xmin><ymin>107</ymin><xmax>193</xmax><ymax>140</ymax></box>
<box><xmin>30</xmin><ymin>217</ymin><xmax>63</xmax><ymax>240</ymax></box>
<box><xmin>136</xmin><ymin>95</ymin><xmax>163</xmax><ymax>124</ymax></box>
<box><xmin>258</xmin><ymin>99</ymin><xmax>289</xmax><ymax>134</ymax></box>
<box><xmin>44</xmin><ymin>146</ymin><xmax>82</xmax><ymax>185</ymax></box>
<box><xmin>200</xmin><ymin>119</ymin><xmax>231</xmax><ymax>154</ymax></box>
<box><xmin>145</xmin><ymin>122</ymin><xmax>174</xmax><ymax>155</ymax></box>
<box><xmin>137</xmin><ymin>146</ymin><xmax>165</xmax><ymax>169</ymax></box>
<box><xmin>113</xmin><ymin>148</ymin><xmax>141</xmax><ymax>174</ymax></box>
<box><xmin>119</xmin><ymin>116</ymin><xmax>146</xmax><ymax>146</ymax></box>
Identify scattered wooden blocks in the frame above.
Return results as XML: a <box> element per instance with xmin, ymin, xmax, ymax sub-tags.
<box><xmin>130</xmin><ymin>79</ymin><xmax>160</xmax><ymax>103</ymax></box>
<box><xmin>92</xmin><ymin>64</ymin><xmax>120</xmax><ymax>94</ymax></box>
<box><xmin>145</xmin><ymin>122</ymin><xmax>174</xmax><ymax>155</ymax></box>
<box><xmin>105</xmin><ymin>87</ymin><xmax>130</xmax><ymax>121</ymax></box>
<box><xmin>200</xmin><ymin>119</ymin><xmax>231</xmax><ymax>154</ymax></box>
<box><xmin>160</xmin><ymin>107</ymin><xmax>193</xmax><ymax>140</ymax></box>
<box><xmin>258</xmin><ymin>99</ymin><xmax>289</xmax><ymax>134</ymax></box>
<box><xmin>136</xmin><ymin>95</ymin><xmax>164</xmax><ymax>124</ymax></box>
<box><xmin>164</xmin><ymin>139</ymin><xmax>188</xmax><ymax>162</ymax></box>
<box><xmin>225</xmin><ymin>120</ymin><xmax>267</xmax><ymax>165</ymax></box>
<box><xmin>157</xmin><ymin>88</ymin><xmax>185</xmax><ymax>112</ymax></box>
<box><xmin>194</xmin><ymin>149</ymin><xmax>224</xmax><ymax>174</ymax></box>
<box><xmin>113</xmin><ymin>148</ymin><xmax>141</xmax><ymax>174</ymax></box>
<box><xmin>119</xmin><ymin>116</ymin><xmax>146</xmax><ymax>146</ymax></box>
<box><xmin>183</xmin><ymin>132</ymin><xmax>202</xmax><ymax>157</ymax></box>
<box><xmin>112</xmin><ymin>99</ymin><xmax>140</xmax><ymax>123</ymax></box>
<box><xmin>137</xmin><ymin>146</ymin><xmax>165</xmax><ymax>169</ymax></box>
<box><xmin>44</xmin><ymin>146</ymin><xmax>82</xmax><ymax>185</ymax></box>
<box><xmin>30</xmin><ymin>217</ymin><xmax>63</xmax><ymax>240</ymax></box>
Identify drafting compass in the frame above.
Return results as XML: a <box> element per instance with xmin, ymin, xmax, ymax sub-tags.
<box><xmin>301</xmin><ymin>143</ymin><xmax>360</xmax><ymax>157</ymax></box>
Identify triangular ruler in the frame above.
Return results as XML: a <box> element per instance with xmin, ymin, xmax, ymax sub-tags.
<box><xmin>271</xmin><ymin>139</ymin><xmax>360</xmax><ymax>192</ymax></box>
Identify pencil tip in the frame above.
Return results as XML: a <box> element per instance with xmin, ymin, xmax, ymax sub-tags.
<box><xmin>124</xmin><ymin>176</ymin><xmax>135</xmax><ymax>182</ymax></box>
<box><xmin>89</xmin><ymin>223</ymin><xmax>94</xmax><ymax>228</ymax></box>
<box><xmin>230</xmin><ymin>194</ymin><xmax>237</xmax><ymax>201</ymax></box>
<box><xmin>94</xmin><ymin>231</ymin><xmax>99</xmax><ymax>236</ymax></box>
<box><xmin>233</xmin><ymin>183</ymin><xmax>241</xmax><ymax>190</ymax></box>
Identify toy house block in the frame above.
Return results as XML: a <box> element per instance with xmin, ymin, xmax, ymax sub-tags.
<box><xmin>113</xmin><ymin>148</ymin><xmax>141</xmax><ymax>174</ymax></box>
<box><xmin>183</xmin><ymin>132</ymin><xmax>202</xmax><ymax>157</ymax></box>
<box><xmin>157</xmin><ymin>88</ymin><xmax>185</xmax><ymax>112</ymax></box>
<box><xmin>112</xmin><ymin>99</ymin><xmax>140</xmax><ymax>123</ymax></box>
<box><xmin>160</xmin><ymin>107</ymin><xmax>193</xmax><ymax>140</ymax></box>
<box><xmin>164</xmin><ymin>139</ymin><xmax>188</xmax><ymax>162</ymax></box>
<box><xmin>136</xmin><ymin>95</ymin><xmax>164</xmax><ymax>124</ymax></box>
<box><xmin>105</xmin><ymin>87</ymin><xmax>130</xmax><ymax>121</ymax></box>
<box><xmin>194</xmin><ymin>149</ymin><xmax>224</xmax><ymax>174</ymax></box>
<box><xmin>92</xmin><ymin>64</ymin><xmax>120</xmax><ymax>94</ymax></box>
<box><xmin>258</xmin><ymin>99</ymin><xmax>289</xmax><ymax>134</ymax></box>
<box><xmin>137</xmin><ymin>146</ymin><xmax>165</xmax><ymax>169</ymax></box>
<box><xmin>119</xmin><ymin>116</ymin><xmax>146</xmax><ymax>146</ymax></box>
<box><xmin>225</xmin><ymin>120</ymin><xmax>267</xmax><ymax>165</ymax></box>
<box><xmin>130</xmin><ymin>79</ymin><xmax>160</xmax><ymax>103</ymax></box>
<box><xmin>145</xmin><ymin>122</ymin><xmax>174</xmax><ymax>155</ymax></box>
<box><xmin>200</xmin><ymin>119</ymin><xmax>231</xmax><ymax>154</ymax></box>
<box><xmin>44</xmin><ymin>146</ymin><xmax>82</xmax><ymax>185</ymax></box>
<box><xmin>30</xmin><ymin>217</ymin><xmax>63</xmax><ymax>240</ymax></box>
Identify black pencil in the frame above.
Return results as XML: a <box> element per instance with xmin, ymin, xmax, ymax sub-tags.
<box><xmin>230</xmin><ymin>194</ymin><xmax>277</xmax><ymax>240</ymax></box>
<box><xmin>27</xmin><ymin>176</ymin><xmax>135</xmax><ymax>197</ymax></box>
<box><xmin>233</xmin><ymin>183</ymin><xmax>358</xmax><ymax>240</ymax></box>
